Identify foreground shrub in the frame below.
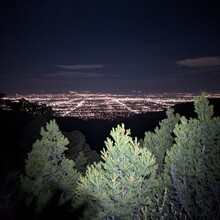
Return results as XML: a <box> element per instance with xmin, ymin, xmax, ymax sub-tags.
<box><xmin>21</xmin><ymin>120</ymin><xmax>80</xmax><ymax>212</ymax></box>
<box><xmin>143</xmin><ymin>108</ymin><xmax>180</xmax><ymax>174</ymax></box>
<box><xmin>76</xmin><ymin>124</ymin><xmax>158</xmax><ymax>219</ymax></box>
<box><xmin>163</xmin><ymin>94</ymin><xmax>220</xmax><ymax>219</ymax></box>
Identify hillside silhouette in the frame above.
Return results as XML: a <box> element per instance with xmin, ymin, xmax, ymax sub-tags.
<box><xmin>56</xmin><ymin>98</ymin><xmax>220</xmax><ymax>151</ymax></box>
<box><xmin>1</xmin><ymin>97</ymin><xmax>220</xmax><ymax>153</ymax></box>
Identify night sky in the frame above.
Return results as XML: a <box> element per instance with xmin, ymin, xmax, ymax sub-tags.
<box><xmin>1</xmin><ymin>0</ymin><xmax>220</xmax><ymax>94</ymax></box>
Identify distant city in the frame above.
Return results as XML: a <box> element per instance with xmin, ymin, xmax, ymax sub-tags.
<box><xmin>5</xmin><ymin>91</ymin><xmax>220</xmax><ymax>120</ymax></box>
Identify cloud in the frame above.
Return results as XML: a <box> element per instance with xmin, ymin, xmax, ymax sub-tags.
<box><xmin>44</xmin><ymin>71</ymin><xmax>119</xmax><ymax>78</ymax></box>
<box><xmin>176</xmin><ymin>56</ymin><xmax>220</xmax><ymax>68</ymax></box>
<box><xmin>45</xmin><ymin>71</ymin><xmax>104</xmax><ymax>78</ymax></box>
<box><xmin>54</xmin><ymin>64</ymin><xmax>105</xmax><ymax>70</ymax></box>
<box><xmin>46</xmin><ymin>64</ymin><xmax>119</xmax><ymax>78</ymax></box>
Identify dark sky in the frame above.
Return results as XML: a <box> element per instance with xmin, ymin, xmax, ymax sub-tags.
<box><xmin>1</xmin><ymin>0</ymin><xmax>220</xmax><ymax>94</ymax></box>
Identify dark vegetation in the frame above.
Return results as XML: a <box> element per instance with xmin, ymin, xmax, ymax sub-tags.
<box><xmin>0</xmin><ymin>94</ymin><xmax>220</xmax><ymax>219</ymax></box>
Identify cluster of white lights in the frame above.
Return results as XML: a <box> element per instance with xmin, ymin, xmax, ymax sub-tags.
<box><xmin>7</xmin><ymin>92</ymin><xmax>220</xmax><ymax>120</ymax></box>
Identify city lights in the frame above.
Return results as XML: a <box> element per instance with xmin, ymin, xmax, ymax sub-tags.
<box><xmin>6</xmin><ymin>92</ymin><xmax>220</xmax><ymax>120</ymax></box>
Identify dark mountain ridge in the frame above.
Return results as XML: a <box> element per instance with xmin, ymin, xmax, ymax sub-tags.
<box><xmin>56</xmin><ymin>98</ymin><xmax>220</xmax><ymax>151</ymax></box>
<box><xmin>1</xmin><ymin>98</ymin><xmax>219</xmax><ymax>153</ymax></box>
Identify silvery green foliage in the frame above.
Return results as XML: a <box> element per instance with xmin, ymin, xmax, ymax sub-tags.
<box><xmin>164</xmin><ymin>94</ymin><xmax>220</xmax><ymax>219</ymax></box>
<box><xmin>143</xmin><ymin>108</ymin><xmax>180</xmax><ymax>173</ymax></box>
<box><xmin>76</xmin><ymin>124</ymin><xmax>158</xmax><ymax>220</ymax></box>
<box><xmin>21</xmin><ymin>120</ymin><xmax>80</xmax><ymax>212</ymax></box>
